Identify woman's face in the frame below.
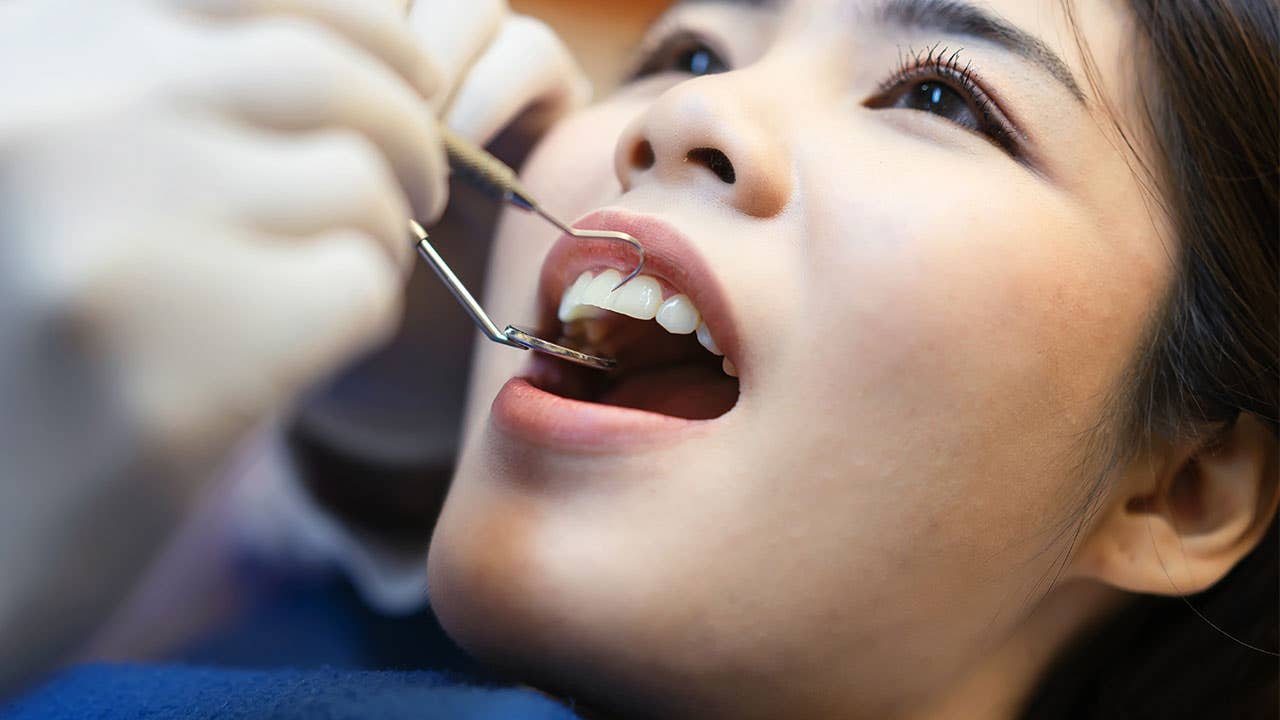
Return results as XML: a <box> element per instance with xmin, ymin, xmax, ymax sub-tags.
<box><xmin>429</xmin><ymin>0</ymin><xmax>1167</xmax><ymax>715</ymax></box>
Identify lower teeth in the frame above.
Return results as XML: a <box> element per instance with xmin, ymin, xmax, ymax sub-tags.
<box><xmin>560</xmin><ymin>319</ymin><xmax>612</xmax><ymax>356</ymax></box>
<box><xmin>559</xmin><ymin>314</ymin><xmax>736</xmax><ymax>378</ymax></box>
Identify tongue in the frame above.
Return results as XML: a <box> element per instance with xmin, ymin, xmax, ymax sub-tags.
<box><xmin>597</xmin><ymin>361</ymin><xmax>738</xmax><ymax>419</ymax></box>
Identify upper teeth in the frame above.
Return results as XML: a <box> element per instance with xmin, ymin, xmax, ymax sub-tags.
<box><xmin>557</xmin><ymin>269</ymin><xmax>732</xmax><ymax>373</ymax></box>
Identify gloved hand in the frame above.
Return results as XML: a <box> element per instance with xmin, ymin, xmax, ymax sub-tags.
<box><xmin>0</xmin><ymin>0</ymin><xmax>593</xmax><ymax>683</ymax></box>
<box><xmin>229</xmin><ymin>0</ymin><xmax>594</xmax><ymax>616</ymax></box>
<box><xmin>0</xmin><ymin>0</ymin><xmax>449</xmax><ymax>690</ymax></box>
<box><xmin>408</xmin><ymin>0</ymin><xmax>591</xmax><ymax>146</ymax></box>
<box><xmin>0</xmin><ymin>0</ymin><xmax>453</xmax><ymax>469</ymax></box>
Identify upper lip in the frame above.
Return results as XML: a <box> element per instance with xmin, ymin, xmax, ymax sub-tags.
<box><xmin>535</xmin><ymin>208</ymin><xmax>741</xmax><ymax>368</ymax></box>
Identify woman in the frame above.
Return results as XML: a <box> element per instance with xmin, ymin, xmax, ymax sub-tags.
<box><xmin>424</xmin><ymin>0</ymin><xmax>1278</xmax><ymax>718</ymax></box>
<box><xmin>6</xmin><ymin>0</ymin><xmax>1271</xmax><ymax>716</ymax></box>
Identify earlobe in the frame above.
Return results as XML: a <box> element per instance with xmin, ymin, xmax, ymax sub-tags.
<box><xmin>1070</xmin><ymin>414</ymin><xmax>1279</xmax><ymax>596</ymax></box>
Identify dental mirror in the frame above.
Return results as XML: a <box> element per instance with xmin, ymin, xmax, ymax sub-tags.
<box><xmin>410</xmin><ymin>220</ymin><xmax>616</xmax><ymax>371</ymax></box>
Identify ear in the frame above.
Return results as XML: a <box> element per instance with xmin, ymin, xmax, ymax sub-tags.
<box><xmin>1070</xmin><ymin>414</ymin><xmax>1279</xmax><ymax>596</ymax></box>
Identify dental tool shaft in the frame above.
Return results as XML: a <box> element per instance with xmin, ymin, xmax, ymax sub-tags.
<box><xmin>438</xmin><ymin>124</ymin><xmax>538</xmax><ymax>211</ymax></box>
<box><xmin>408</xmin><ymin>220</ymin><xmax>616</xmax><ymax>370</ymax></box>
<box><xmin>409</xmin><ymin>220</ymin><xmax>521</xmax><ymax>349</ymax></box>
<box><xmin>437</xmin><ymin>124</ymin><xmax>645</xmax><ymax>288</ymax></box>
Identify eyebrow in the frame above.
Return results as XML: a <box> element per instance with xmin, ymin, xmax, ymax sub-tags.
<box><xmin>675</xmin><ymin>0</ymin><xmax>1086</xmax><ymax>103</ymax></box>
<box><xmin>873</xmin><ymin>0</ymin><xmax>1086</xmax><ymax>102</ymax></box>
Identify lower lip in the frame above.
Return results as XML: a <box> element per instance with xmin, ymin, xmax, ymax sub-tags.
<box><xmin>490</xmin><ymin>376</ymin><xmax>708</xmax><ymax>452</ymax></box>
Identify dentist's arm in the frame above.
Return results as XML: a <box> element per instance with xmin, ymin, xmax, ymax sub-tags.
<box><xmin>0</xmin><ymin>0</ymin><xmax>448</xmax><ymax>690</ymax></box>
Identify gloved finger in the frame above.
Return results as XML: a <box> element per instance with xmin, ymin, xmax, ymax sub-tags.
<box><xmin>443</xmin><ymin>14</ymin><xmax>591</xmax><ymax>145</ymax></box>
<box><xmin>78</xmin><ymin>226</ymin><xmax>402</xmax><ymax>455</ymax></box>
<box><xmin>404</xmin><ymin>0</ymin><xmax>506</xmax><ymax>114</ymax></box>
<box><xmin>181</xmin><ymin>19</ymin><xmax>448</xmax><ymax>222</ymax></box>
<box><xmin>203</xmin><ymin>126</ymin><xmax>412</xmax><ymax>271</ymax></box>
<box><xmin>233</xmin><ymin>229</ymin><xmax>405</xmax><ymax>391</ymax></box>
<box><xmin>173</xmin><ymin>0</ymin><xmax>438</xmax><ymax>96</ymax></box>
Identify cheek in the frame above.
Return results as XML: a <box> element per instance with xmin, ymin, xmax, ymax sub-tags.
<box><xmin>769</xmin><ymin>141</ymin><xmax>1166</xmax><ymax>561</ymax></box>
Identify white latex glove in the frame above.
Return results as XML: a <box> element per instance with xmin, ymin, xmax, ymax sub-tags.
<box><xmin>409</xmin><ymin>0</ymin><xmax>592</xmax><ymax>145</ymax></box>
<box><xmin>230</xmin><ymin>0</ymin><xmax>593</xmax><ymax>615</ymax></box>
<box><xmin>0</xmin><ymin>0</ymin><xmax>449</xmax><ymax>690</ymax></box>
<box><xmin>1</xmin><ymin>0</ymin><xmax>455</xmax><ymax>467</ymax></box>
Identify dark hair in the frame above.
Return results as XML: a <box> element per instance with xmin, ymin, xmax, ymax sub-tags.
<box><xmin>1024</xmin><ymin>1</ymin><xmax>1279</xmax><ymax>718</ymax></box>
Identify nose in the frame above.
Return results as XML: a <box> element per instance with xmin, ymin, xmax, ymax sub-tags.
<box><xmin>614</xmin><ymin>74</ymin><xmax>792</xmax><ymax>218</ymax></box>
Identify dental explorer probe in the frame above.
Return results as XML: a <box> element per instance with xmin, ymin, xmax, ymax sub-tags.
<box><xmin>410</xmin><ymin>220</ymin><xmax>615</xmax><ymax>370</ymax></box>
<box><xmin>436</xmin><ymin>124</ymin><xmax>645</xmax><ymax>290</ymax></box>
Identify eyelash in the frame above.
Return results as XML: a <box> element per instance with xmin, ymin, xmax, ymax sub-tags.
<box><xmin>627</xmin><ymin>31</ymin><xmax>1024</xmax><ymax>158</ymax></box>
<box><xmin>625</xmin><ymin>26</ymin><xmax>728</xmax><ymax>82</ymax></box>
<box><xmin>873</xmin><ymin>44</ymin><xmax>1022</xmax><ymax>156</ymax></box>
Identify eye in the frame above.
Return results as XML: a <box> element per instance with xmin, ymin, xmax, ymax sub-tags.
<box><xmin>629</xmin><ymin>32</ymin><xmax>730</xmax><ymax>80</ymax></box>
<box><xmin>672</xmin><ymin>42</ymin><xmax>728</xmax><ymax>76</ymax></box>
<box><xmin>889</xmin><ymin>81</ymin><xmax>982</xmax><ymax>133</ymax></box>
<box><xmin>867</xmin><ymin>46</ymin><xmax>1021</xmax><ymax>157</ymax></box>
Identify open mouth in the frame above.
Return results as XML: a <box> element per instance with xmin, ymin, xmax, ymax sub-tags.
<box><xmin>524</xmin><ymin>211</ymin><xmax>741</xmax><ymax>422</ymax></box>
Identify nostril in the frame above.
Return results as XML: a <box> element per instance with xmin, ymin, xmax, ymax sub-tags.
<box><xmin>631</xmin><ymin>140</ymin><xmax>656</xmax><ymax>170</ymax></box>
<box><xmin>686</xmin><ymin>147</ymin><xmax>736</xmax><ymax>184</ymax></box>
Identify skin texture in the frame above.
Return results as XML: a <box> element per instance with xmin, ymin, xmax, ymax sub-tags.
<box><xmin>427</xmin><ymin>1</ymin><xmax>1276</xmax><ymax>717</ymax></box>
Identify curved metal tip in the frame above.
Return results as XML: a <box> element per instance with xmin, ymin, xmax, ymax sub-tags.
<box><xmin>614</xmin><ymin>240</ymin><xmax>646</xmax><ymax>290</ymax></box>
<box><xmin>526</xmin><ymin>207</ymin><xmax>646</xmax><ymax>290</ymax></box>
<box><xmin>566</xmin><ymin>228</ymin><xmax>646</xmax><ymax>291</ymax></box>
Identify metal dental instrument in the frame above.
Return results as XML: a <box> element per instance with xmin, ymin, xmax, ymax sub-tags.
<box><xmin>404</xmin><ymin>126</ymin><xmax>644</xmax><ymax>371</ymax></box>
<box><xmin>436</xmin><ymin>124</ymin><xmax>645</xmax><ymax>290</ymax></box>
<box><xmin>410</xmin><ymin>219</ymin><xmax>615</xmax><ymax>370</ymax></box>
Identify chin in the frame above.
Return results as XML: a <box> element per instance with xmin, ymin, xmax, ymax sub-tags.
<box><xmin>427</xmin><ymin>471</ymin><xmax>679</xmax><ymax>718</ymax></box>
<box><xmin>425</xmin><ymin>203</ymin><xmax>765</xmax><ymax>717</ymax></box>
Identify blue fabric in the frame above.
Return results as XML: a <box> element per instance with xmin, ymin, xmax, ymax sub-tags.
<box><xmin>2</xmin><ymin>664</ymin><xmax>581</xmax><ymax>720</ymax></box>
<box><xmin>173</xmin><ymin>569</ymin><xmax>489</xmax><ymax>679</ymax></box>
